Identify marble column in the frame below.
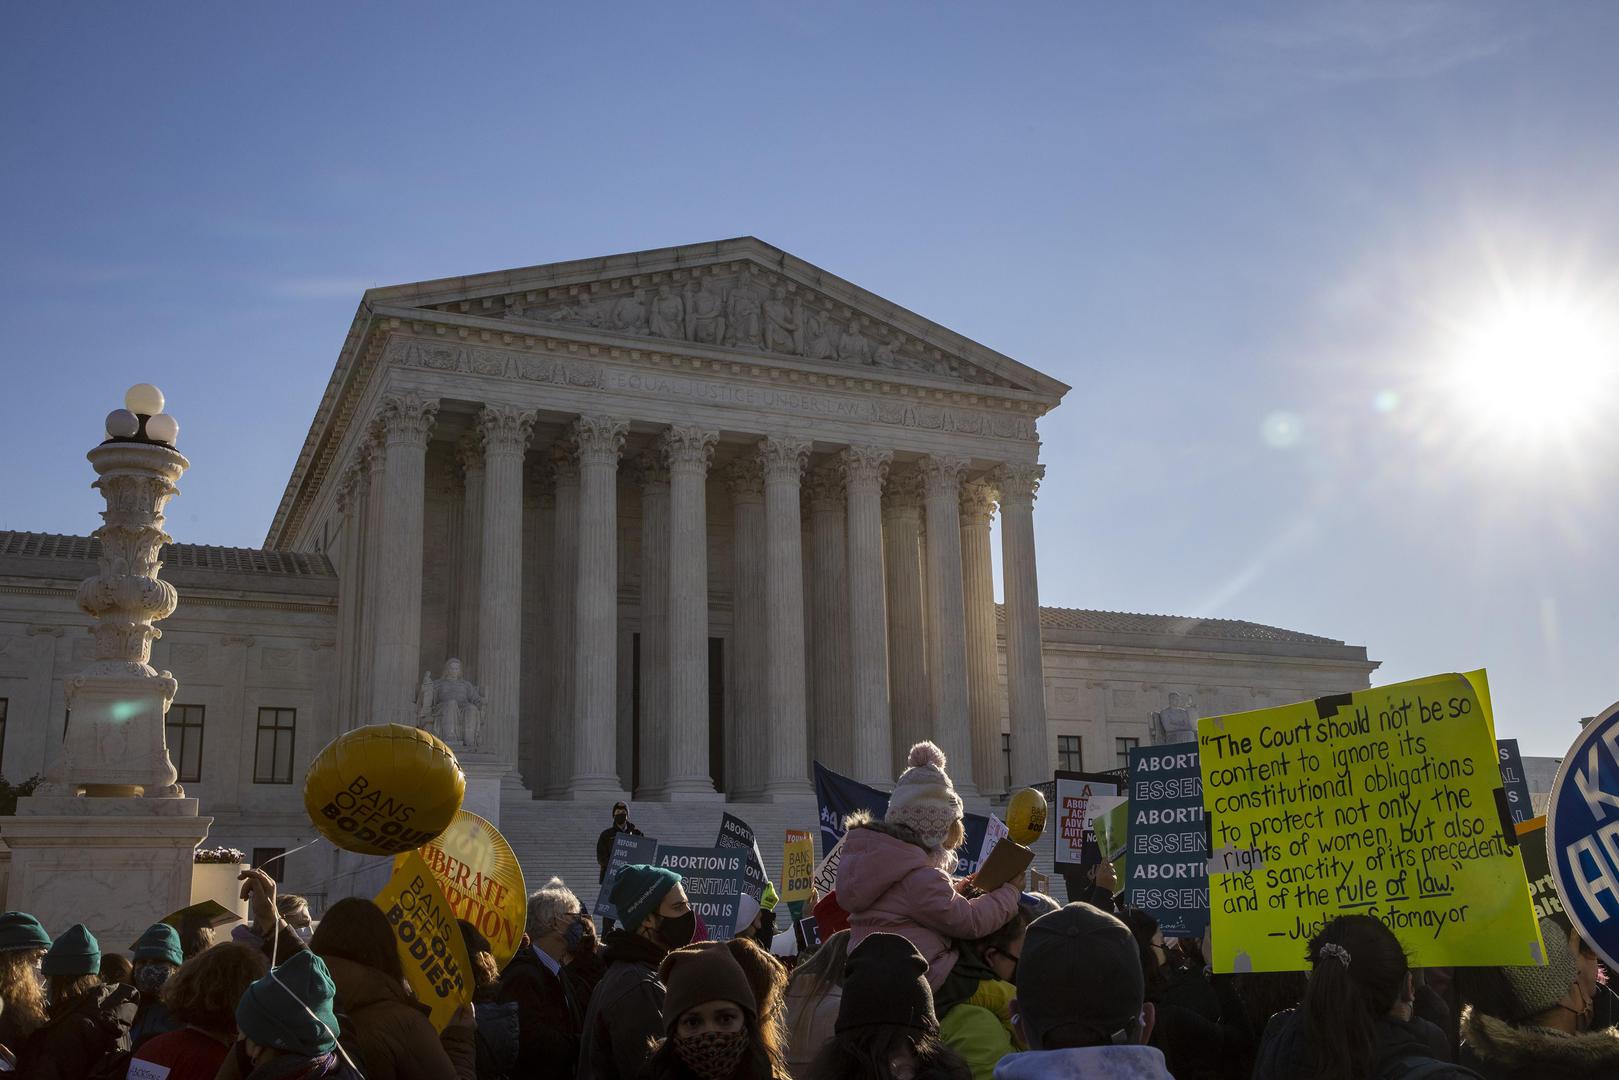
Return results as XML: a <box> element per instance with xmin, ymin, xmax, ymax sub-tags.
<box><xmin>570</xmin><ymin>415</ymin><xmax>630</xmax><ymax>796</ymax></box>
<box><xmin>520</xmin><ymin>469</ymin><xmax>549</xmax><ymax>790</ymax></box>
<box><xmin>919</xmin><ymin>456</ymin><xmax>977</xmax><ymax>796</ymax></box>
<box><xmin>998</xmin><ymin>463</ymin><xmax>1049</xmax><ymax>788</ymax></box>
<box><xmin>959</xmin><ymin>479</ymin><xmax>1002</xmax><ymax>794</ymax></box>
<box><xmin>760</xmin><ymin>437</ymin><xmax>813</xmax><ymax>797</ymax></box>
<box><xmin>544</xmin><ymin>442</ymin><xmax>580</xmax><ymax>797</ymax></box>
<box><xmin>356</xmin><ymin>436</ymin><xmax>386</xmax><ymax>727</ymax></box>
<box><xmin>333</xmin><ymin>459</ymin><xmax>365</xmax><ymax>733</ymax></box>
<box><xmin>882</xmin><ymin>467</ymin><xmax>929</xmax><ymax>776</ymax></box>
<box><xmin>455</xmin><ymin>436</ymin><xmax>485</xmax><ymax>669</ymax></box>
<box><xmin>725</xmin><ymin>459</ymin><xmax>768</xmax><ymax>799</ymax></box>
<box><xmin>663</xmin><ymin>426</ymin><xmax>720</xmax><ymax>797</ymax></box>
<box><xmin>634</xmin><ymin>452</ymin><xmax>671</xmax><ymax>798</ymax></box>
<box><xmin>476</xmin><ymin>405</ymin><xmax>535</xmax><ymax>771</ymax></box>
<box><xmin>840</xmin><ymin>446</ymin><xmax>893</xmax><ymax>787</ymax></box>
<box><xmin>370</xmin><ymin>392</ymin><xmax>438</xmax><ymax>725</ymax></box>
<box><xmin>806</xmin><ymin>465</ymin><xmax>853</xmax><ymax>775</ymax></box>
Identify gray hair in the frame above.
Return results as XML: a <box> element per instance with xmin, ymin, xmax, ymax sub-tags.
<box><xmin>525</xmin><ymin>877</ymin><xmax>582</xmax><ymax>941</ymax></box>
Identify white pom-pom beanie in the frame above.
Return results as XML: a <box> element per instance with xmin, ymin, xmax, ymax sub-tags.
<box><xmin>885</xmin><ymin>741</ymin><xmax>963</xmax><ymax>849</ymax></box>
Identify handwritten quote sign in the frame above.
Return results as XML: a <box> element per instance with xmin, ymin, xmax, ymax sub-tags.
<box><xmin>1198</xmin><ymin>672</ymin><xmax>1542</xmax><ymax>973</ymax></box>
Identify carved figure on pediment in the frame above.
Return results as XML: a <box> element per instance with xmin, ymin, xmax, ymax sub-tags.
<box><xmin>648</xmin><ymin>284</ymin><xmax>686</xmax><ymax>339</ymax></box>
<box><xmin>873</xmin><ymin>331</ymin><xmax>904</xmax><ymax>366</ymax></box>
<box><xmin>725</xmin><ymin>279</ymin><xmax>763</xmax><ymax>348</ymax></box>
<box><xmin>1150</xmin><ymin>692</ymin><xmax>1198</xmax><ymax>746</ymax></box>
<box><xmin>803</xmin><ymin>311</ymin><xmax>835</xmax><ymax>360</ymax></box>
<box><xmin>503</xmin><ymin>299</ymin><xmax>531</xmax><ymax>321</ymax></box>
<box><xmin>837</xmin><ymin>321</ymin><xmax>872</xmax><ymax>365</ymax></box>
<box><xmin>558</xmin><ymin>296</ymin><xmax>608</xmax><ymax>329</ymax></box>
<box><xmin>610</xmin><ymin>292</ymin><xmax>648</xmax><ymax>335</ymax></box>
<box><xmin>416</xmin><ymin>658</ymin><xmax>485</xmax><ymax>750</ymax></box>
<box><xmin>686</xmin><ymin>279</ymin><xmax>726</xmax><ymax>344</ymax></box>
<box><xmin>763</xmin><ymin>287</ymin><xmax>801</xmax><ymax>354</ymax></box>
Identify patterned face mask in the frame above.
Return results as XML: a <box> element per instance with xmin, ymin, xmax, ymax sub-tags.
<box><xmin>673</xmin><ymin>1028</ymin><xmax>749</xmax><ymax>1080</ymax></box>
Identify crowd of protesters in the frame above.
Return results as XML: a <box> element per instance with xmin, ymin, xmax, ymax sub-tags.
<box><xmin>0</xmin><ymin>739</ymin><xmax>1612</xmax><ymax>1079</ymax></box>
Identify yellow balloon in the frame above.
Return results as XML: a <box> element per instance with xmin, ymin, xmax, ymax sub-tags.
<box><xmin>303</xmin><ymin>724</ymin><xmax>465</xmax><ymax>855</ymax></box>
<box><xmin>407</xmin><ymin>810</ymin><xmax>528</xmax><ymax>972</ymax></box>
<box><xmin>1006</xmin><ymin>787</ymin><xmax>1049</xmax><ymax>846</ymax></box>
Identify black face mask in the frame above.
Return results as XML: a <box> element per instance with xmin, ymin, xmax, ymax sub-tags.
<box><xmin>613</xmin><ymin>813</ymin><xmax>628</xmax><ymax>827</ymax></box>
<box><xmin>656</xmin><ymin>910</ymin><xmax>697</xmax><ymax>950</ymax></box>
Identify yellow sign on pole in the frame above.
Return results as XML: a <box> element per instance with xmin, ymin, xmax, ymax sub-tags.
<box><xmin>408</xmin><ymin>810</ymin><xmax>528</xmax><ymax>972</ymax></box>
<box><xmin>783</xmin><ymin>830</ymin><xmax>815</xmax><ymax>904</ymax></box>
<box><xmin>1197</xmin><ymin>671</ymin><xmax>1542</xmax><ymax>973</ymax></box>
<box><xmin>375</xmin><ymin>851</ymin><xmax>475</xmax><ymax>1031</ymax></box>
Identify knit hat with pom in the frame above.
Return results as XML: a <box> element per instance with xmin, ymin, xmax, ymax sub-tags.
<box><xmin>885</xmin><ymin>741</ymin><xmax>963</xmax><ymax>849</ymax></box>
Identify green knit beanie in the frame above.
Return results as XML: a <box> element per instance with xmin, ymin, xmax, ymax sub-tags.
<box><xmin>131</xmin><ymin>923</ymin><xmax>183</xmax><ymax>967</ymax></box>
<box><xmin>42</xmin><ymin>923</ymin><xmax>101</xmax><ymax>977</ymax></box>
<box><xmin>0</xmin><ymin>912</ymin><xmax>51</xmax><ymax>954</ymax></box>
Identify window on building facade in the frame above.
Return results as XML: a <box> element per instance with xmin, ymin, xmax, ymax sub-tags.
<box><xmin>1057</xmin><ymin>735</ymin><xmax>1082</xmax><ymax>772</ymax></box>
<box><xmin>252</xmin><ymin>847</ymin><xmax>287</xmax><ymax>884</ymax></box>
<box><xmin>166</xmin><ymin>704</ymin><xmax>205</xmax><ymax>783</ymax></box>
<box><xmin>253</xmin><ymin>708</ymin><xmax>297</xmax><ymax>784</ymax></box>
<box><xmin>1116</xmin><ymin>737</ymin><xmax>1140</xmax><ymax>768</ymax></box>
<box><xmin>1001</xmin><ymin>733</ymin><xmax>1011</xmax><ymax>792</ymax></box>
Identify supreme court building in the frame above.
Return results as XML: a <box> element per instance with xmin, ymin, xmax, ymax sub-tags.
<box><xmin>0</xmin><ymin>239</ymin><xmax>1377</xmax><ymax>899</ymax></box>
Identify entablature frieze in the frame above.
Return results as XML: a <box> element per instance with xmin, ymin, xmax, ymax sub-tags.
<box><xmin>377</xmin><ymin>333</ymin><xmax>1044</xmax><ymax>453</ymax></box>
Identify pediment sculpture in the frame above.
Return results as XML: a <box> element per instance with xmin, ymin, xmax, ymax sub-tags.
<box><xmin>497</xmin><ymin>266</ymin><xmax>1006</xmax><ymax>387</ymax></box>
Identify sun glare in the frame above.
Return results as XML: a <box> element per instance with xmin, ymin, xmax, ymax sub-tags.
<box><xmin>1442</xmin><ymin>292</ymin><xmax>1618</xmax><ymax>446</ymax></box>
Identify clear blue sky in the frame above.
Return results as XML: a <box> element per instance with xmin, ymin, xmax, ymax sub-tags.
<box><xmin>4</xmin><ymin>3</ymin><xmax>1615</xmax><ymax>756</ymax></box>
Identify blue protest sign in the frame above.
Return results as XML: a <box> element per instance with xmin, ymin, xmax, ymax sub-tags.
<box><xmin>813</xmin><ymin>761</ymin><xmax>992</xmax><ymax>876</ymax></box>
<box><xmin>1126</xmin><ymin>743</ymin><xmax>1209</xmax><ymax>938</ymax></box>
<box><xmin>1497</xmin><ymin>739</ymin><xmax>1535</xmax><ymax>825</ymax></box>
<box><xmin>655</xmin><ymin>846</ymin><xmax>749</xmax><ymax>938</ymax></box>
<box><xmin>593</xmin><ymin>833</ymin><xmax>659</xmax><ymax>920</ymax></box>
<box><xmin>1547</xmin><ymin>700</ymin><xmax>1619</xmax><ymax>970</ymax></box>
<box><xmin>716</xmin><ymin>812</ymin><xmax>771</xmax><ymax>900</ymax></box>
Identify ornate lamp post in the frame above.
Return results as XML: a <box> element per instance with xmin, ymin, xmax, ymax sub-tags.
<box><xmin>6</xmin><ymin>385</ymin><xmax>212</xmax><ymax>943</ymax></box>
<box><xmin>42</xmin><ymin>384</ymin><xmax>189</xmax><ymax>796</ymax></box>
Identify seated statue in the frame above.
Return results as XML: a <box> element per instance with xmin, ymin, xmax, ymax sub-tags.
<box><xmin>1149</xmin><ymin>691</ymin><xmax>1199</xmax><ymax>746</ymax></box>
<box><xmin>416</xmin><ymin>658</ymin><xmax>485</xmax><ymax>750</ymax></box>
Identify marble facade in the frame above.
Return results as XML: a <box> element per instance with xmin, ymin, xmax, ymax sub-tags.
<box><xmin>0</xmin><ymin>239</ymin><xmax>1379</xmax><ymax>909</ymax></box>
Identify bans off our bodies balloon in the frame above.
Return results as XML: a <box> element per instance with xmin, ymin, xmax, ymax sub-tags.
<box><xmin>304</xmin><ymin>724</ymin><xmax>466</xmax><ymax>856</ymax></box>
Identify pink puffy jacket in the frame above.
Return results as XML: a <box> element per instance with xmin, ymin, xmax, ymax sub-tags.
<box><xmin>835</xmin><ymin>818</ymin><xmax>1020</xmax><ymax>989</ymax></box>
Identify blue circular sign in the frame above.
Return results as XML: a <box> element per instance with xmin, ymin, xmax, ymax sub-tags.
<box><xmin>1547</xmin><ymin>699</ymin><xmax>1619</xmax><ymax>970</ymax></box>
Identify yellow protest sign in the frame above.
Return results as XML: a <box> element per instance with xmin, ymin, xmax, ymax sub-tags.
<box><xmin>375</xmin><ymin>852</ymin><xmax>474</xmax><ymax>1031</ymax></box>
<box><xmin>783</xmin><ymin>830</ymin><xmax>815</xmax><ymax>903</ymax></box>
<box><xmin>1198</xmin><ymin>671</ymin><xmax>1542</xmax><ymax>973</ymax></box>
<box><xmin>408</xmin><ymin>810</ymin><xmax>527</xmax><ymax>972</ymax></box>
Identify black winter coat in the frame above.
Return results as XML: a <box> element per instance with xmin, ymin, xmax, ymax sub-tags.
<box><xmin>1254</xmin><ymin>1008</ymin><xmax>1482</xmax><ymax>1080</ymax></box>
<box><xmin>578</xmin><ymin>931</ymin><xmax>669</xmax><ymax>1080</ymax></box>
<box><xmin>15</xmin><ymin>981</ymin><xmax>138</xmax><ymax>1080</ymax></box>
<box><xmin>496</xmin><ymin>944</ymin><xmax>592</xmax><ymax>1080</ymax></box>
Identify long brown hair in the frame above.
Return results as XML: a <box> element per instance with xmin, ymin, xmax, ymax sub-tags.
<box><xmin>162</xmin><ymin>943</ymin><xmax>268</xmax><ymax>1034</ymax></box>
<box><xmin>0</xmin><ymin>950</ymin><xmax>47</xmax><ymax>1037</ymax></box>
<box><xmin>719</xmin><ymin>937</ymin><xmax>789</xmax><ymax>1071</ymax></box>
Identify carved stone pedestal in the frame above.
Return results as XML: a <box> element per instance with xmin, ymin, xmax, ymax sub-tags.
<box><xmin>458</xmin><ymin>756</ymin><xmax>505</xmax><ymax>828</ymax></box>
<box><xmin>4</xmin><ymin>798</ymin><xmax>211</xmax><ymax>943</ymax></box>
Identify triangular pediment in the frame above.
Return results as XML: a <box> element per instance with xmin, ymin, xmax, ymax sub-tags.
<box><xmin>363</xmin><ymin>237</ymin><xmax>1068</xmax><ymax>399</ymax></box>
